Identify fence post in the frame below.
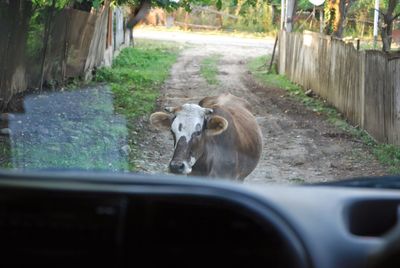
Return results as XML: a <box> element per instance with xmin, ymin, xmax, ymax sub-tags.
<box><xmin>269</xmin><ymin>35</ymin><xmax>279</xmax><ymax>73</ymax></box>
<box><xmin>278</xmin><ymin>31</ymin><xmax>286</xmax><ymax>75</ymax></box>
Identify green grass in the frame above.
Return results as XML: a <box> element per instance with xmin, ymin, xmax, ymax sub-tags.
<box><xmin>248</xmin><ymin>56</ymin><xmax>400</xmax><ymax>174</ymax></box>
<box><xmin>0</xmin><ymin>140</ymin><xmax>11</xmax><ymax>169</ymax></box>
<box><xmin>200</xmin><ymin>54</ymin><xmax>221</xmax><ymax>85</ymax></box>
<box><xmin>95</xmin><ymin>40</ymin><xmax>179</xmax><ymax>170</ymax></box>
<box><xmin>373</xmin><ymin>144</ymin><xmax>400</xmax><ymax>174</ymax></box>
<box><xmin>95</xmin><ymin>41</ymin><xmax>179</xmax><ymax>119</ymax></box>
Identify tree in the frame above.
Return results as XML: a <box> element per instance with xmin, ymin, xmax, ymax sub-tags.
<box><xmin>347</xmin><ymin>0</ymin><xmax>375</xmax><ymax>37</ymax></box>
<box><xmin>285</xmin><ymin>0</ymin><xmax>297</xmax><ymax>32</ymax></box>
<box><xmin>324</xmin><ymin>0</ymin><xmax>354</xmax><ymax>38</ymax></box>
<box><xmin>378</xmin><ymin>0</ymin><xmax>400</xmax><ymax>52</ymax></box>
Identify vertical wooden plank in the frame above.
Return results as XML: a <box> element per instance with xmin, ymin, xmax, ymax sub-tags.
<box><xmin>84</xmin><ymin>4</ymin><xmax>109</xmax><ymax>77</ymax></box>
<box><xmin>364</xmin><ymin>52</ymin><xmax>387</xmax><ymax>142</ymax></box>
<box><xmin>387</xmin><ymin>58</ymin><xmax>400</xmax><ymax>145</ymax></box>
<box><xmin>395</xmin><ymin>59</ymin><xmax>400</xmax><ymax>145</ymax></box>
<box><xmin>359</xmin><ymin>51</ymin><xmax>366</xmax><ymax>129</ymax></box>
<box><xmin>278</xmin><ymin>31</ymin><xmax>286</xmax><ymax>75</ymax></box>
<box><xmin>106</xmin><ymin>6</ymin><xmax>113</xmax><ymax>48</ymax></box>
<box><xmin>385</xmin><ymin>58</ymin><xmax>393</xmax><ymax>144</ymax></box>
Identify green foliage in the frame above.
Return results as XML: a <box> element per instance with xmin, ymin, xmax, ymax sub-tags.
<box><xmin>27</xmin><ymin>11</ymin><xmax>44</xmax><ymax>61</ymax></box>
<box><xmin>297</xmin><ymin>0</ymin><xmax>313</xmax><ymax>11</ymax></box>
<box><xmin>220</xmin><ymin>0</ymin><xmax>277</xmax><ymax>33</ymax></box>
<box><xmin>30</xmin><ymin>0</ymin><xmax>109</xmax><ymax>9</ymax></box>
<box><xmin>27</xmin><ymin>0</ymin><xmax>306</xmax><ymax>35</ymax></box>
<box><xmin>268</xmin><ymin>0</ymin><xmax>311</xmax><ymax>11</ymax></box>
<box><xmin>200</xmin><ymin>54</ymin><xmax>221</xmax><ymax>85</ymax></box>
<box><xmin>32</xmin><ymin>0</ymin><xmax>71</xmax><ymax>8</ymax></box>
<box><xmin>30</xmin><ymin>0</ymin><xmax>179</xmax><ymax>10</ymax></box>
<box><xmin>346</xmin><ymin>0</ymin><xmax>375</xmax><ymax>37</ymax></box>
<box><xmin>342</xmin><ymin>0</ymin><xmax>400</xmax><ymax>38</ymax></box>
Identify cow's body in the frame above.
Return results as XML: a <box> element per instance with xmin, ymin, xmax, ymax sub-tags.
<box><xmin>150</xmin><ymin>93</ymin><xmax>262</xmax><ymax>181</ymax></box>
<box><xmin>192</xmin><ymin>94</ymin><xmax>262</xmax><ymax>180</ymax></box>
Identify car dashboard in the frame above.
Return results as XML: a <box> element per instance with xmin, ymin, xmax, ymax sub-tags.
<box><xmin>0</xmin><ymin>171</ymin><xmax>399</xmax><ymax>268</ymax></box>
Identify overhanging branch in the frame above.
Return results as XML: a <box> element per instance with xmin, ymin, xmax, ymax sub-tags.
<box><xmin>126</xmin><ymin>0</ymin><xmax>151</xmax><ymax>29</ymax></box>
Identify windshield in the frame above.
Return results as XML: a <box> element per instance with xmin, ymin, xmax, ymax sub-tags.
<box><xmin>0</xmin><ymin>0</ymin><xmax>399</xmax><ymax>185</ymax></box>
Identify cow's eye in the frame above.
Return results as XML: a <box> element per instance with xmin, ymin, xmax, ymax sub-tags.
<box><xmin>194</xmin><ymin>131</ymin><xmax>202</xmax><ymax>136</ymax></box>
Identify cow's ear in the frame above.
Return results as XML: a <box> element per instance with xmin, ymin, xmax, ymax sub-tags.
<box><xmin>150</xmin><ymin>112</ymin><xmax>172</xmax><ymax>131</ymax></box>
<box><xmin>206</xmin><ymin>116</ymin><xmax>228</xmax><ymax>136</ymax></box>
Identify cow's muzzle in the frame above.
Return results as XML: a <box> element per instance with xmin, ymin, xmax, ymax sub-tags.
<box><xmin>169</xmin><ymin>137</ymin><xmax>192</xmax><ymax>175</ymax></box>
<box><xmin>169</xmin><ymin>160</ymin><xmax>185</xmax><ymax>174</ymax></box>
<box><xmin>169</xmin><ymin>160</ymin><xmax>191</xmax><ymax>174</ymax></box>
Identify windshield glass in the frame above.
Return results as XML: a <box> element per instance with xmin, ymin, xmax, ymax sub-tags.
<box><xmin>0</xmin><ymin>0</ymin><xmax>399</xmax><ymax>185</ymax></box>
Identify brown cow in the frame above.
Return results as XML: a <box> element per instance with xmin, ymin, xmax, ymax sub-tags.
<box><xmin>150</xmin><ymin>93</ymin><xmax>262</xmax><ymax>180</ymax></box>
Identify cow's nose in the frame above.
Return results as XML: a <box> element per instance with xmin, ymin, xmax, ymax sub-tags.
<box><xmin>169</xmin><ymin>161</ymin><xmax>185</xmax><ymax>174</ymax></box>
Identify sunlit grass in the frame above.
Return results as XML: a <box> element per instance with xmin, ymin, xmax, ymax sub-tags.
<box><xmin>95</xmin><ymin>41</ymin><xmax>179</xmax><ymax>119</ymax></box>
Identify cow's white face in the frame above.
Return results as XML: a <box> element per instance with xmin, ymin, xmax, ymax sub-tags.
<box><xmin>170</xmin><ymin>104</ymin><xmax>211</xmax><ymax>148</ymax></box>
<box><xmin>167</xmin><ymin>104</ymin><xmax>213</xmax><ymax>147</ymax></box>
<box><xmin>150</xmin><ymin>103</ymin><xmax>229</xmax><ymax>175</ymax></box>
<box><xmin>168</xmin><ymin>104</ymin><xmax>212</xmax><ymax>174</ymax></box>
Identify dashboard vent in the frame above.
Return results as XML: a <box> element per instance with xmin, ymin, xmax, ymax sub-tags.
<box><xmin>0</xmin><ymin>190</ymin><xmax>125</xmax><ymax>267</ymax></box>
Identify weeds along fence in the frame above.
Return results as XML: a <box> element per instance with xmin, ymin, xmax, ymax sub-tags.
<box><xmin>278</xmin><ymin>30</ymin><xmax>400</xmax><ymax>145</ymax></box>
<box><xmin>0</xmin><ymin>1</ymin><xmax>130</xmax><ymax>111</ymax></box>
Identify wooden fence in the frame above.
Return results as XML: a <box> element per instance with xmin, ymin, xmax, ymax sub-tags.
<box><xmin>0</xmin><ymin>2</ymin><xmax>130</xmax><ymax>110</ymax></box>
<box><xmin>278</xmin><ymin>30</ymin><xmax>400</xmax><ymax>145</ymax></box>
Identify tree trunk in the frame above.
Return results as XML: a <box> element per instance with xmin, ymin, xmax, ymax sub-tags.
<box><xmin>217</xmin><ymin>13</ymin><xmax>223</xmax><ymax>28</ymax></box>
<box><xmin>324</xmin><ymin>0</ymin><xmax>352</xmax><ymax>38</ymax></box>
<box><xmin>126</xmin><ymin>0</ymin><xmax>151</xmax><ymax>29</ymax></box>
<box><xmin>285</xmin><ymin>0</ymin><xmax>297</xmax><ymax>32</ymax></box>
<box><xmin>235</xmin><ymin>0</ymin><xmax>245</xmax><ymax>16</ymax></box>
<box><xmin>333</xmin><ymin>0</ymin><xmax>346</xmax><ymax>37</ymax></box>
<box><xmin>271</xmin><ymin>5</ymin><xmax>276</xmax><ymax>25</ymax></box>
<box><xmin>184</xmin><ymin>11</ymin><xmax>189</xmax><ymax>30</ymax></box>
<box><xmin>380</xmin><ymin>0</ymin><xmax>400</xmax><ymax>52</ymax></box>
<box><xmin>381</xmin><ymin>14</ymin><xmax>394</xmax><ymax>52</ymax></box>
<box><xmin>126</xmin><ymin>0</ymin><xmax>151</xmax><ymax>44</ymax></box>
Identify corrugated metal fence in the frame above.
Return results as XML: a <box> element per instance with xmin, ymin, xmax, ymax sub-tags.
<box><xmin>278</xmin><ymin>30</ymin><xmax>400</xmax><ymax>145</ymax></box>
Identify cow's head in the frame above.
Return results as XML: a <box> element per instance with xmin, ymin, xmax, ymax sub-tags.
<box><xmin>150</xmin><ymin>103</ymin><xmax>228</xmax><ymax>175</ymax></box>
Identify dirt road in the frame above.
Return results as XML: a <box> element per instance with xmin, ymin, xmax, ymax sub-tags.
<box><xmin>133</xmin><ymin>29</ymin><xmax>387</xmax><ymax>184</ymax></box>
